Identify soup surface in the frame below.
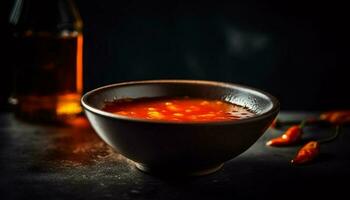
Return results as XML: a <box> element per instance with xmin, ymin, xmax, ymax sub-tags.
<box><xmin>103</xmin><ymin>97</ymin><xmax>255</xmax><ymax>122</ymax></box>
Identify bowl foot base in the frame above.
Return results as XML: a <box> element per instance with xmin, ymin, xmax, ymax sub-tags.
<box><xmin>134</xmin><ymin>162</ymin><xmax>224</xmax><ymax>176</ymax></box>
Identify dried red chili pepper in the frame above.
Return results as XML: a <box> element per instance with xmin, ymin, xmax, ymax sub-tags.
<box><xmin>291</xmin><ymin>141</ymin><xmax>319</xmax><ymax>165</ymax></box>
<box><xmin>320</xmin><ymin>110</ymin><xmax>350</xmax><ymax>124</ymax></box>
<box><xmin>266</xmin><ymin>120</ymin><xmax>306</xmax><ymax>146</ymax></box>
<box><xmin>291</xmin><ymin>126</ymin><xmax>340</xmax><ymax>165</ymax></box>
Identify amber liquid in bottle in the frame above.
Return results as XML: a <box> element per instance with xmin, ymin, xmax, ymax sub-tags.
<box><xmin>11</xmin><ymin>31</ymin><xmax>83</xmax><ymax>122</ymax></box>
<box><xmin>9</xmin><ymin>0</ymin><xmax>83</xmax><ymax>123</ymax></box>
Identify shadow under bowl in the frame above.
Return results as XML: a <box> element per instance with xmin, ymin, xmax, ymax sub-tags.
<box><xmin>81</xmin><ymin>80</ymin><xmax>279</xmax><ymax>176</ymax></box>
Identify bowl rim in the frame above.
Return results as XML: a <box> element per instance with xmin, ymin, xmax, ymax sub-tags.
<box><xmin>81</xmin><ymin>79</ymin><xmax>280</xmax><ymax>125</ymax></box>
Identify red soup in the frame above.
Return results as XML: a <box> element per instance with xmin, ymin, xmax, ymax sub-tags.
<box><xmin>103</xmin><ymin>97</ymin><xmax>255</xmax><ymax>122</ymax></box>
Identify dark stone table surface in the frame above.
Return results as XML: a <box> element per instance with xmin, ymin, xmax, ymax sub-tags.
<box><xmin>1</xmin><ymin>112</ymin><xmax>349</xmax><ymax>199</ymax></box>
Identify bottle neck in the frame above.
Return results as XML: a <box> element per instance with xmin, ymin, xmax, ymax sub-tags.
<box><xmin>9</xmin><ymin>0</ymin><xmax>82</xmax><ymax>34</ymax></box>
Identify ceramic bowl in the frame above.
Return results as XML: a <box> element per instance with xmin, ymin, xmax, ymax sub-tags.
<box><xmin>81</xmin><ymin>80</ymin><xmax>279</xmax><ymax>176</ymax></box>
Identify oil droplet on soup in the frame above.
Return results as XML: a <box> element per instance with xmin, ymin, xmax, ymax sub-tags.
<box><xmin>103</xmin><ymin>97</ymin><xmax>255</xmax><ymax>122</ymax></box>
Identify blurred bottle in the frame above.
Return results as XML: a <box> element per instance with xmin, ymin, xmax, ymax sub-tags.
<box><xmin>9</xmin><ymin>0</ymin><xmax>83</xmax><ymax>123</ymax></box>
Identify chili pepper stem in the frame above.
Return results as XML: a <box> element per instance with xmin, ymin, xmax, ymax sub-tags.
<box><xmin>299</xmin><ymin>119</ymin><xmax>307</xmax><ymax>129</ymax></box>
<box><xmin>318</xmin><ymin>125</ymin><xmax>341</xmax><ymax>144</ymax></box>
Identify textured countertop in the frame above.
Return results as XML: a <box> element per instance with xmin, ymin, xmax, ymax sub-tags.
<box><xmin>1</xmin><ymin>112</ymin><xmax>349</xmax><ymax>199</ymax></box>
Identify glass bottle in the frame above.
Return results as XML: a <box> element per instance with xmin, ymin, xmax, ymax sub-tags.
<box><xmin>9</xmin><ymin>0</ymin><xmax>83</xmax><ymax>123</ymax></box>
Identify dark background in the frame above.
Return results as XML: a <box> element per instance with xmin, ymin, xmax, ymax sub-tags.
<box><xmin>1</xmin><ymin>0</ymin><xmax>348</xmax><ymax>111</ymax></box>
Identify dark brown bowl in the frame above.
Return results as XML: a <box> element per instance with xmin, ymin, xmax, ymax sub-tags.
<box><xmin>81</xmin><ymin>80</ymin><xmax>279</xmax><ymax>176</ymax></box>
